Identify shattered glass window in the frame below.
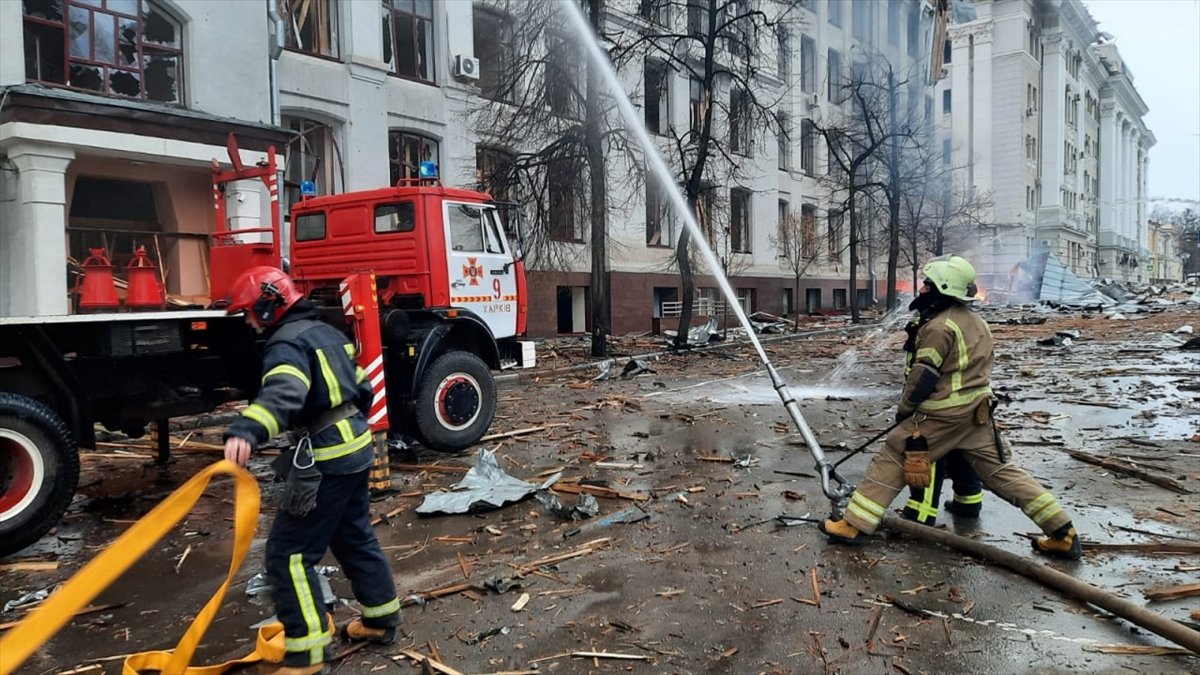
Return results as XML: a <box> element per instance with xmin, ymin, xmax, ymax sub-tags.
<box><xmin>387</xmin><ymin>130</ymin><xmax>439</xmax><ymax>185</ymax></box>
<box><xmin>279</xmin><ymin>0</ymin><xmax>339</xmax><ymax>58</ymax></box>
<box><xmin>22</xmin><ymin>0</ymin><xmax>183</xmax><ymax>103</ymax></box>
<box><xmin>384</xmin><ymin>0</ymin><xmax>434</xmax><ymax>83</ymax></box>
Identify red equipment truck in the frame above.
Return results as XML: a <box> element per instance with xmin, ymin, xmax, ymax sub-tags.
<box><xmin>0</xmin><ymin>136</ymin><xmax>531</xmax><ymax>557</ymax></box>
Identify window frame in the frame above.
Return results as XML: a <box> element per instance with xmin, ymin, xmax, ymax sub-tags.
<box><xmin>374</xmin><ymin>201</ymin><xmax>416</xmax><ymax>235</ymax></box>
<box><xmin>645</xmin><ymin>177</ymin><xmax>675</xmax><ymax>248</ymax></box>
<box><xmin>644</xmin><ymin>58</ymin><xmax>670</xmax><ymax>135</ymax></box>
<box><xmin>23</xmin><ymin>0</ymin><xmax>185</xmax><ymax>103</ymax></box>
<box><xmin>730</xmin><ymin>188</ymin><xmax>752</xmax><ymax>254</ymax></box>
<box><xmin>387</xmin><ymin>130</ymin><xmax>439</xmax><ymax>185</ymax></box>
<box><xmin>294</xmin><ymin>211</ymin><xmax>327</xmax><ymax>242</ymax></box>
<box><xmin>383</xmin><ymin>0</ymin><xmax>434</xmax><ymax>84</ymax></box>
<box><xmin>776</xmin><ymin>110</ymin><xmax>790</xmax><ymax>171</ymax></box>
<box><xmin>279</xmin><ymin>0</ymin><xmax>339</xmax><ymax>60</ymax></box>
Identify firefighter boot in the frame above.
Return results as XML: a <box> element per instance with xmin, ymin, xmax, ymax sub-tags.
<box><xmin>943</xmin><ymin>495</ymin><xmax>982</xmax><ymax>518</ymax></box>
<box><xmin>1032</xmin><ymin>523</ymin><xmax>1082</xmax><ymax>561</ymax></box>
<box><xmin>342</xmin><ymin>618</ymin><xmax>397</xmax><ymax>646</ymax></box>
<box><xmin>819</xmin><ymin>519</ymin><xmax>866</xmax><ymax>545</ymax></box>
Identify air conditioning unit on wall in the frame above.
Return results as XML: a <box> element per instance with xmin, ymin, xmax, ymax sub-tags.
<box><xmin>454</xmin><ymin>54</ymin><xmax>480</xmax><ymax>80</ymax></box>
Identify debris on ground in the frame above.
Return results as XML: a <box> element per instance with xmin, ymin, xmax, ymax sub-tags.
<box><xmin>416</xmin><ymin>450</ymin><xmax>561</xmax><ymax>515</ymax></box>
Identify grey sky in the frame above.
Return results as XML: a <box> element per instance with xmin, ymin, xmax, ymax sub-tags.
<box><xmin>1082</xmin><ymin>0</ymin><xmax>1200</xmax><ymax>208</ymax></box>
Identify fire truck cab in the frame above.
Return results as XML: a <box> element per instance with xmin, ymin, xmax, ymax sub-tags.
<box><xmin>207</xmin><ymin>161</ymin><xmax>530</xmax><ymax>452</ymax></box>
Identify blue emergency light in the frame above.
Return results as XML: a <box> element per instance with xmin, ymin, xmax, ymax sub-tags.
<box><xmin>419</xmin><ymin>161</ymin><xmax>439</xmax><ymax>179</ymax></box>
<box><xmin>299</xmin><ymin>180</ymin><xmax>317</xmax><ymax>198</ymax></box>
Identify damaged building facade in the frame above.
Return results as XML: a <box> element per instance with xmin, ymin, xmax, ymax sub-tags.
<box><xmin>0</xmin><ymin>0</ymin><xmax>288</xmax><ymax>318</ymax></box>
<box><xmin>941</xmin><ymin>0</ymin><xmax>1154</xmax><ymax>288</ymax></box>
<box><xmin>2</xmin><ymin>0</ymin><xmax>940</xmax><ymax>334</ymax></box>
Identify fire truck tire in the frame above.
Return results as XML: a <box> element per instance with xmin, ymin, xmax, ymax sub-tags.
<box><xmin>0</xmin><ymin>393</ymin><xmax>79</xmax><ymax>558</ymax></box>
<box><xmin>414</xmin><ymin>351</ymin><xmax>496</xmax><ymax>452</ymax></box>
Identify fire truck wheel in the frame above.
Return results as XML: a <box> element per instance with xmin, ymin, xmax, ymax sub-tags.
<box><xmin>0</xmin><ymin>393</ymin><xmax>79</xmax><ymax>558</ymax></box>
<box><xmin>415</xmin><ymin>351</ymin><xmax>496</xmax><ymax>452</ymax></box>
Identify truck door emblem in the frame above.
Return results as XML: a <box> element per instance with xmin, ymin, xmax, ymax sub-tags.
<box><xmin>462</xmin><ymin>258</ymin><xmax>483</xmax><ymax>286</ymax></box>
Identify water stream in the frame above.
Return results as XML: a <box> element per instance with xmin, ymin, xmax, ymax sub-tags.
<box><xmin>560</xmin><ymin>4</ymin><xmax>852</xmax><ymax>501</ymax></box>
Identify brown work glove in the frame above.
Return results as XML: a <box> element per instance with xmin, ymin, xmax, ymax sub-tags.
<box><xmin>903</xmin><ymin>451</ymin><xmax>931</xmax><ymax>488</ymax></box>
<box><xmin>903</xmin><ymin>430</ymin><xmax>931</xmax><ymax>488</ymax></box>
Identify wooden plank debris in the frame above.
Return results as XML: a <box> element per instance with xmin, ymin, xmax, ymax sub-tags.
<box><xmin>1082</xmin><ymin>644</ymin><xmax>1195</xmax><ymax>656</ymax></box>
<box><xmin>550</xmin><ymin>482</ymin><xmax>649</xmax><ymax>502</ymax></box>
<box><xmin>810</xmin><ymin>568</ymin><xmax>822</xmax><ymax>608</ymax></box>
<box><xmin>0</xmin><ymin>561</ymin><xmax>59</xmax><ymax>573</ymax></box>
<box><xmin>479</xmin><ymin>424</ymin><xmax>567</xmax><ymax>442</ymax></box>
<box><xmin>392</xmin><ymin>649</ymin><xmax>464</xmax><ymax>675</ymax></box>
<box><xmin>510</xmin><ymin>592</ymin><xmax>531</xmax><ymax>612</ymax></box>
<box><xmin>570</xmin><ymin>651</ymin><xmax>648</xmax><ymax>661</ymax></box>
<box><xmin>1065</xmin><ymin>449</ymin><xmax>1192</xmax><ymax>494</ymax></box>
<box><xmin>1143</xmin><ymin>582</ymin><xmax>1200</xmax><ymax>602</ymax></box>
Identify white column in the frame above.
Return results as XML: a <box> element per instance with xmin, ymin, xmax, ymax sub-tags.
<box><xmin>1098</xmin><ymin>104</ymin><xmax>1117</xmax><ymax>236</ymax></box>
<box><xmin>1117</xmin><ymin>125</ymin><xmax>1126</xmax><ymax>241</ymax></box>
<box><xmin>2</xmin><ymin>143</ymin><xmax>75</xmax><ymax>317</ymax></box>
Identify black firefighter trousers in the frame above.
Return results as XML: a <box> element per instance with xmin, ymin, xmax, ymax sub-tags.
<box><xmin>266</xmin><ymin>470</ymin><xmax>400</xmax><ymax>667</ymax></box>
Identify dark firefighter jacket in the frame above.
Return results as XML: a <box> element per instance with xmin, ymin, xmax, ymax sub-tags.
<box><xmin>225</xmin><ymin>303</ymin><xmax>374</xmax><ymax>475</ymax></box>
<box><xmin>898</xmin><ymin>303</ymin><xmax>994</xmax><ymax>418</ymax></box>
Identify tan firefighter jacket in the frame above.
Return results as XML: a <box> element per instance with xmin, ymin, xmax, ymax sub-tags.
<box><xmin>898</xmin><ymin>303</ymin><xmax>994</xmax><ymax>417</ymax></box>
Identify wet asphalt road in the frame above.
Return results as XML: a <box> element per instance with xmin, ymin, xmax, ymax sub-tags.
<box><xmin>3</xmin><ymin>308</ymin><xmax>1199</xmax><ymax>674</ymax></box>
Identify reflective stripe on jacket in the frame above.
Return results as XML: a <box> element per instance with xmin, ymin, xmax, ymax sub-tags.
<box><xmin>226</xmin><ymin>308</ymin><xmax>374</xmax><ymax>475</ymax></box>
<box><xmin>899</xmin><ymin>304</ymin><xmax>993</xmax><ymax>415</ymax></box>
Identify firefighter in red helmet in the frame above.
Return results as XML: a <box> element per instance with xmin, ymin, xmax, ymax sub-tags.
<box><xmin>222</xmin><ymin>266</ymin><xmax>399</xmax><ymax>674</ymax></box>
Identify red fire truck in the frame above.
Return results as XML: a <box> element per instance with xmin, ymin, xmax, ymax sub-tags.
<box><xmin>0</xmin><ymin>136</ymin><xmax>530</xmax><ymax>557</ymax></box>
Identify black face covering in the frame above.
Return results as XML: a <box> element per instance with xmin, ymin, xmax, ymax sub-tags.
<box><xmin>908</xmin><ymin>283</ymin><xmax>957</xmax><ymax>318</ymax></box>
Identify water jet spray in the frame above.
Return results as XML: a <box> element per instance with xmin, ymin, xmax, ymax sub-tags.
<box><xmin>559</xmin><ymin>3</ymin><xmax>852</xmax><ymax>512</ymax></box>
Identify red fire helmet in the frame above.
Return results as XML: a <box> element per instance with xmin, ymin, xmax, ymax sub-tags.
<box><xmin>225</xmin><ymin>266</ymin><xmax>303</xmax><ymax>326</ymax></box>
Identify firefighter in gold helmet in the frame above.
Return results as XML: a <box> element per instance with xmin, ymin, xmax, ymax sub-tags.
<box><xmin>222</xmin><ymin>266</ymin><xmax>400</xmax><ymax>674</ymax></box>
<box><xmin>821</xmin><ymin>255</ymin><xmax>1082</xmax><ymax>560</ymax></box>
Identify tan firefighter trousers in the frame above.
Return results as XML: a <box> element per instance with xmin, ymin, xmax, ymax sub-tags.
<box><xmin>843</xmin><ymin>406</ymin><xmax>1072</xmax><ymax>536</ymax></box>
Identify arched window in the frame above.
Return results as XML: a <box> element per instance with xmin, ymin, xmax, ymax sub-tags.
<box><xmin>282</xmin><ymin>116</ymin><xmax>341</xmax><ymax>211</ymax></box>
<box><xmin>23</xmin><ymin>0</ymin><xmax>184</xmax><ymax>103</ymax></box>
<box><xmin>387</xmin><ymin>130</ymin><xmax>438</xmax><ymax>184</ymax></box>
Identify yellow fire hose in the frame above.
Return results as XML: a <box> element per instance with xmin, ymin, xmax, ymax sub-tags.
<box><xmin>0</xmin><ymin>460</ymin><xmax>292</xmax><ymax>674</ymax></box>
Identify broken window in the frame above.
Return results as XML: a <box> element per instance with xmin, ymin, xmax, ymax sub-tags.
<box><xmin>801</xmin><ymin>204</ymin><xmax>817</xmax><ymax>259</ymax></box>
<box><xmin>548</xmin><ymin>157</ymin><xmax>585</xmax><ymax>243</ymax></box>
<box><xmin>646</xmin><ymin>177</ymin><xmax>674</xmax><ymax>248</ymax></box>
<box><xmin>23</xmin><ymin>0</ymin><xmax>183</xmax><ymax>103</ymax></box>
<box><xmin>387</xmin><ymin>130</ymin><xmax>438</xmax><ymax>185</ymax></box>
<box><xmin>282</xmin><ymin>116</ymin><xmax>338</xmax><ymax>212</ymax></box>
<box><xmin>474</xmin><ymin>8</ymin><xmax>514</xmax><ymax>103</ymax></box>
<box><xmin>383</xmin><ymin>0</ymin><xmax>433</xmax><ymax>83</ymax></box>
<box><xmin>546</xmin><ymin>31</ymin><xmax>582</xmax><ymax>119</ymax></box>
<box><xmin>776</xmin><ymin>111</ymin><xmax>790</xmax><ymax>171</ymax></box>
<box><xmin>689</xmin><ymin>77</ymin><xmax>706</xmax><ymax>136</ymax></box>
<box><xmin>800</xmin><ymin>120</ymin><xmax>816</xmax><ymax>175</ymax></box>
<box><xmin>730</xmin><ymin>188</ymin><xmax>751</xmax><ymax>253</ymax></box>
<box><xmin>827</xmin><ymin>210</ymin><xmax>843</xmax><ymax>261</ymax></box>
<box><xmin>279</xmin><ymin>0</ymin><xmax>339</xmax><ymax>58</ymax></box>
<box><xmin>729</xmin><ymin>87</ymin><xmax>752</xmax><ymax>156</ymax></box>
<box><xmin>827</xmin><ymin>48</ymin><xmax>842</xmax><ymax>103</ymax></box>
<box><xmin>800</xmin><ymin>35</ymin><xmax>815</xmax><ymax>93</ymax></box>
<box><xmin>476</xmin><ymin>146</ymin><xmax>518</xmax><ymax>234</ymax></box>
<box><xmin>644</xmin><ymin>58</ymin><xmax>669</xmax><ymax>135</ymax></box>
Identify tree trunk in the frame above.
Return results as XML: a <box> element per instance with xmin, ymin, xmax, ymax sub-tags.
<box><xmin>848</xmin><ymin>175</ymin><xmax>860</xmax><ymax>323</ymax></box>
<box><xmin>885</xmin><ymin>69</ymin><xmax>901</xmax><ymax>311</ymax></box>
<box><xmin>794</xmin><ymin>274</ymin><xmax>801</xmax><ymax>329</ymax></box>
<box><xmin>585</xmin><ymin>3</ymin><xmax>608</xmax><ymax>358</ymax></box>
<box><xmin>935</xmin><ymin>224</ymin><xmax>945</xmax><ymax>256</ymax></box>
<box><xmin>674</xmin><ymin>229</ymin><xmax>694</xmax><ymax>349</ymax></box>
